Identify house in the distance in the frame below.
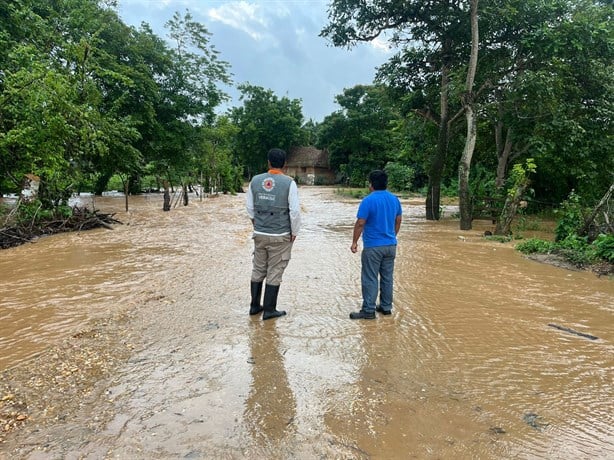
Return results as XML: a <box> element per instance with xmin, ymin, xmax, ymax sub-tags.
<box><xmin>285</xmin><ymin>147</ymin><xmax>336</xmax><ymax>185</ymax></box>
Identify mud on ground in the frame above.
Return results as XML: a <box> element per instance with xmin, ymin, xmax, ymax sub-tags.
<box><xmin>0</xmin><ymin>310</ymin><xmax>139</xmax><ymax>449</ymax></box>
<box><xmin>2</xmin><ymin>188</ymin><xmax>612</xmax><ymax>459</ymax></box>
<box><xmin>526</xmin><ymin>253</ymin><xmax>614</xmax><ymax>277</ymax></box>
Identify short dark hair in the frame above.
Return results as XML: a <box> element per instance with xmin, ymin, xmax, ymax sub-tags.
<box><xmin>369</xmin><ymin>170</ymin><xmax>388</xmax><ymax>190</ymax></box>
<box><xmin>268</xmin><ymin>148</ymin><xmax>286</xmax><ymax>168</ymax></box>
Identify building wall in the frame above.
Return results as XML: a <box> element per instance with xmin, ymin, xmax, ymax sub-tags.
<box><xmin>286</xmin><ymin>166</ymin><xmax>336</xmax><ymax>185</ymax></box>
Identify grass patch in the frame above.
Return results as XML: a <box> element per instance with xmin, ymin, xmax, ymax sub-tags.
<box><xmin>335</xmin><ymin>187</ymin><xmax>369</xmax><ymax>199</ymax></box>
<box><xmin>485</xmin><ymin>235</ymin><xmax>512</xmax><ymax>243</ymax></box>
<box><xmin>516</xmin><ymin>234</ymin><xmax>614</xmax><ymax>269</ymax></box>
<box><xmin>335</xmin><ymin>187</ymin><xmax>426</xmax><ymax>200</ymax></box>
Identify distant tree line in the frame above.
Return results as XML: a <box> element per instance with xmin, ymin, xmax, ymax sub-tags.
<box><xmin>1</xmin><ymin>0</ymin><xmax>612</xmax><ymax>236</ymax></box>
<box><xmin>1</xmin><ymin>0</ymin><xmax>240</xmax><ymax>203</ymax></box>
<box><xmin>321</xmin><ymin>0</ymin><xmax>613</xmax><ymax>229</ymax></box>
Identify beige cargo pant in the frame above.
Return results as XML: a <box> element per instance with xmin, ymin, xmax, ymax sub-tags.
<box><xmin>251</xmin><ymin>234</ymin><xmax>293</xmax><ymax>286</ymax></box>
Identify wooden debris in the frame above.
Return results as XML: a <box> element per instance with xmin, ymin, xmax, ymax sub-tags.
<box><xmin>0</xmin><ymin>206</ymin><xmax>122</xmax><ymax>249</ymax></box>
<box><xmin>547</xmin><ymin>323</ymin><xmax>599</xmax><ymax>341</ymax></box>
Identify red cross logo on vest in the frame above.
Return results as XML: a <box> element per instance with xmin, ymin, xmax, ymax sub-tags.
<box><xmin>262</xmin><ymin>177</ymin><xmax>275</xmax><ymax>191</ymax></box>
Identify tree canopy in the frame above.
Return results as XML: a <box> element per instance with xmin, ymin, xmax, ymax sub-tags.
<box><xmin>0</xmin><ymin>1</ymin><xmax>233</xmax><ymax>203</ymax></box>
<box><xmin>230</xmin><ymin>84</ymin><xmax>306</xmax><ymax>177</ymax></box>
<box><xmin>321</xmin><ymin>0</ymin><xmax>613</xmax><ymax>219</ymax></box>
<box><xmin>1</xmin><ymin>0</ymin><xmax>611</xmax><ymax>236</ymax></box>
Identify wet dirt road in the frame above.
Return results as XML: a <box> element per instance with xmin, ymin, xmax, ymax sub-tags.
<box><xmin>1</xmin><ymin>187</ymin><xmax>613</xmax><ymax>459</ymax></box>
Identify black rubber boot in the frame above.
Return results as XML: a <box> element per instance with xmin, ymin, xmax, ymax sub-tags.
<box><xmin>249</xmin><ymin>281</ymin><xmax>264</xmax><ymax>315</ymax></box>
<box><xmin>262</xmin><ymin>284</ymin><xmax>286</xmax><ymax>320</ymax></box>
<box><xmin>349</xmin><ymin>310</ymin><xmax>375</xmax><ymax>320</ymax></box>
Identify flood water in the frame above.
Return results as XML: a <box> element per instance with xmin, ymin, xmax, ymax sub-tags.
<box><xmin>1</xmin><ymin>187</ymin><xmax>612</xmax><ymax>458</ymax></box>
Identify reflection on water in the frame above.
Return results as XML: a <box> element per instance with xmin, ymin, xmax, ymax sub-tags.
<box><xmin>390</xmin><ymin>219</ymin><xmax>613</xmax><ymax>458</ymax></box>
<box><xmin>0</xmin><ymin>187</ymin><xmax>612</xmax><ymax>458</ymax></box>
<box><xmin>0</xmin><ymin>193</ymin><xmax>192</xmax><ymax>369</ymax></box>
<box><xmin>244</xmin><ymin>321</ymin><xmax>297</xmax><ymax>454</ymax></box>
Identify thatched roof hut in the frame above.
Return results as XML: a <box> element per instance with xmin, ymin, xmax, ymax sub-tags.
<box><xmin>286</xmin><ymin>147</ymin><xmax>336</xmax><ymax>185</ymax></box>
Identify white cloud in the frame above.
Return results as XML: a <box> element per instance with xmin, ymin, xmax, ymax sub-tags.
<box><xmin>119</xmin><ymin>0</ymin><xmax>188</xmax><ymax>10</ymax></box>
<box><xmin>370</xmin><ymin>36</ymin><xmax>392</xmax><ymax>53</ymax></box>
<box><xmin>207</xmin><ymin>2</ymin><xmax>269</xmax><ymax>41</ymax></box>
<box><xmin>117</xmin><ymin>0</ymin><xmax>390</xmax><ymax>121</ymax></box>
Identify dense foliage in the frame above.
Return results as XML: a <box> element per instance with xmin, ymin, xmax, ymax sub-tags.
<box><xmin>516</xmin><ymin>233</ymin><xmax>614</xmax><ymax>267</ymax></box>
<box><xmin>321</xmin><ymin>0</ymin><xmax>613</xmax><ymax>223</ymax></box>
<box><xmin>317</xmin><ymin>85</ymin><xmax>402</xmax><ymax>186</ymax></box>
<box><xmin>0</xmin><ymin>0</ymin><xmax>236</xmax><ymax>204</ymax></box>
<box><xmin>1</xmin><ymin>0</ymin><xmax>612</xmax><ymax>246</ymax></box>
<box><xmin>230</xmin><ymin>84</ymin><xmax>307</xmax><ymax>177</ymax></box>
<box><xmin>516</xmin><ymin>188</ymin><xmax>614</xmax><ymax>268</ymax></box>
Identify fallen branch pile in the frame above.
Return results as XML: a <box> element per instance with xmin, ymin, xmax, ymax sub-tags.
<box><xmin>0</xmin><ymin>206</ymin><xmax>123</xmax><ymax>250</ymax></box>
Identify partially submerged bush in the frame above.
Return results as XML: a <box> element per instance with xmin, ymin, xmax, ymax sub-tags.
<box><xmin>516</xmin><ymin>188</ymin><xmax>613</xmax><ymax>270</ymax></box>
<box><xmin>554</xmin><ymin>190</ymin><xmax>587</xmax><ymax>242</ymax></box>
<box><xmin>516</xmin><ymin>238</ymin><xmax>556</xmax><ymax>254</ymax></box>
<box><xmin>592</xmin><ymin>234</ymin><xmax>614</xmax><ymax>263</ymax></box>
<box><xmin>385</xmin><ymin>162</ymin><xmax>414</xmax><ymax>192</ymax></box>
<box><xmin>516</xmin><ymin>234</ymin><xmax>613</xmax><ymax>268</ymax></box>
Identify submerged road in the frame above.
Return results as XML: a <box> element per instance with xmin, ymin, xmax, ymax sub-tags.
<box><xmin>1</xmin><ymin>187</ymin><xmax>612</xmax><ymax>459</ymax></box>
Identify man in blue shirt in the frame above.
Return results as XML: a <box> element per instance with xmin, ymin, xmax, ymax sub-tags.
<box><xmin>350</xmin><ymin>170</ymin><xmax>402</xmax><ymax>319</ymax></box>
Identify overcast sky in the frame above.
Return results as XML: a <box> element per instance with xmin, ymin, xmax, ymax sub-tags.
<box><xmin>116</xmin><ymin>0</ymin><xmax>392</xmax><ymax>122</ymax></box>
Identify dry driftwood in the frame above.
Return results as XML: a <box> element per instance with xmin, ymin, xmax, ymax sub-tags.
<box><xmin>0</xmin><ymin>207</ymin><xmax>122</xmax><ymax>250</ymax></box>
<box><xmin>580</xmin><ymin>183</ymin><xmax>614</xmax><ymax>238</ymax></box>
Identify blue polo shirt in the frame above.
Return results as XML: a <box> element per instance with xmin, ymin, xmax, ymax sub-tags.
<box><xmin>357</xmin><ymin>190</ymin><xmax>402</xmax><ymax>248</ymax></box>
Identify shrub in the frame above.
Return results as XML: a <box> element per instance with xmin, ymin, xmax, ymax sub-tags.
<box><xmin>57</xmin><ymin>205</ymin><xmax>73</xmax><ymax>218</ymax></box>
<box><xmin>486</xmin><ymin>235</ymin><xmax>512</xmax><ymax>243</ymax></box>
<box><xmin>557</xmin><ymin>234</ymin><xmax>589</xmax><ymax>250</ymax></box>
<box><xmin>592</xmin><ymin>234</ymin><xmax>614</xmax><ymax>263</ymax></box>
<box><xmin>441</xmin><ymin>178</ymin><xmax>459</xmax><ymax>197</ymax></box>
<box><xmin>557</xmin><ymin>248</ymin><xmax>597</xmax><ymax>267</ymax></box>
<box><xmin>554</xmin><ymin>190</ymin><xmax>587</xmax><ymax>242</ymax></box>
<box><xmin>384</xmin><ymin>162</ymin><xmax>414</xmax><ymax>192</ymax></box>
<box><xmin>516</xmin><ymin>238</ymin><xmax>555</xmax><ymax>254</ymax></box>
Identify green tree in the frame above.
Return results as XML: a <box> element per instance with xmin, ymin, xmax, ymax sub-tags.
<box><xmin>520</xmin><ymin>0</ymin><xmax>613</xmax><ymax>204</ymax></box>
<box><xmin>478</xmin><ymin>0</ymin><xmax>613</xmax><ymax>206</ymax></box>
<box><xmin>144</xmin><ymin>10</ymin><xmax>232</xmax><ymax>191</ymax></box>
<box><xmin>317</xmin><ymin>85</ymin><xmax>401</xmax><ymax>186</ymax></box>
<box><xmin>322</xmin><ymin>0</ymin><xmax>613</xmax><ymax>221</ymax></box>
<box><xmin>1</xmin><ymin>1</ymin><xmax>233</xmax><ymax>207</ymax></box>
<box><xmin>197</xmin><ymin>116</ymin><xmax>242</xmax><ymax>194</ymax></box>
<box><xmin>322</xmin><ymin>0</ymin><xmax>471</xmax><ymax>219</ymax></box>
<box><xmin>230</xmin><ymin>84</ymin><xmax>306</xmax><ymax>177</ymax></box>
<box><xmin>0</xmin><ymin>0</ymin><xmax>142</xmax><ymax>203</ymax></box>
<box><xmin>0</xmin><ymin>46</ymin><xmax>80</xmax><ymax>205</ymax></box>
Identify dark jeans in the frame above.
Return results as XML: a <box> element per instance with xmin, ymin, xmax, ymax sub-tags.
<box><xmin>361</xmin><ymin>245</ymin><xmax>397</xmax><ymax>313</ymax></box>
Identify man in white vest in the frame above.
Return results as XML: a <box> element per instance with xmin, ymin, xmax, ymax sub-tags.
<box><xmin>246</xmin><ymin>148</ymin><xmax>301</xmax><ymax>320</ymax></box>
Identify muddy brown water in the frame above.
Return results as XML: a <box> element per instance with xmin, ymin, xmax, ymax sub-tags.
<box><xmin>1</xmin><ymin>187</ymin><xmax>612</xmax><ymax>458</ymax></box>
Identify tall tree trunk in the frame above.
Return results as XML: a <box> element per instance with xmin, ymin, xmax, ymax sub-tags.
<box><xmin>123</xmin><ymin>179</ymin><xmax>129</xmax><ymax>212</ymax></box>
<box><xmin>458</xmin><ymin>0</ymin><xmax>480</xmax><ymax>230</ymax></box>
<box><xmin>495</xmin><ymin>182</ymin><xmax>528</xmax><ymax>235</ymax></box>
<box><xmin>163</xmin><ymin>181</ymin><xmax>171</xmax><ymax>212</ymax></box>
<box><xmin>459</xmin><ymin>105</ymin><xmax>478</xmax><ymax>229</ymax></box>
<box><xmin>495</xmin><ymin>126</ymin><xmax>513</xmax><ymax>189</ymax></box>
<box><xmin>426</xmin><ymin>62</ymin><xmax>450</xmax><ymax>221</ymax></box>
<box><xmin>182</xmin><ymin>184</ymin><xmax>189</xmax><ymax>206</ymax></box>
